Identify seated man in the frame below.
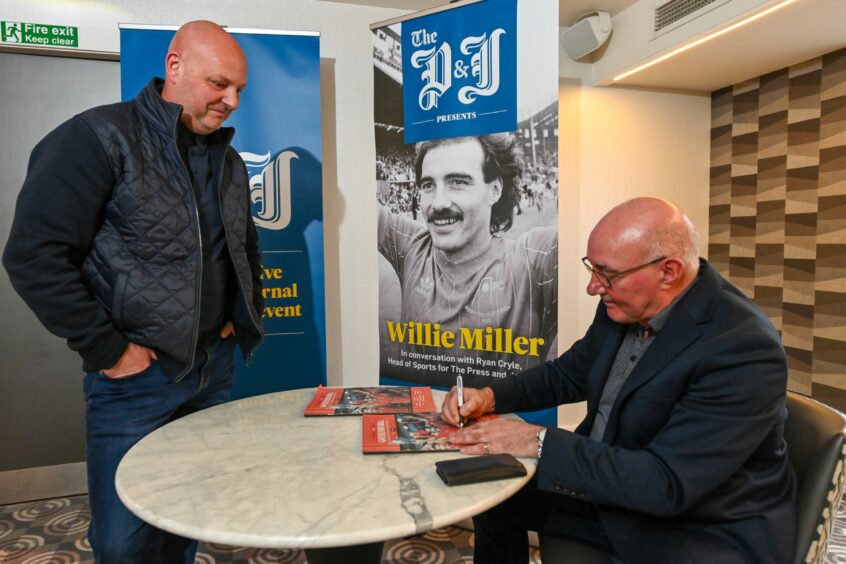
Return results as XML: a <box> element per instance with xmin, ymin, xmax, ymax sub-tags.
<box><xmin>442</xmin><ymin>197</ymin><xmax>797</xmax><ymax>563</ymax></box>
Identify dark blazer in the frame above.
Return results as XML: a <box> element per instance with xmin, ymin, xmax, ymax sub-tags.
<box><xmin>490</xmin><ymin>260</ymin><xmax>797</xmax><ymax>563</ymax></box>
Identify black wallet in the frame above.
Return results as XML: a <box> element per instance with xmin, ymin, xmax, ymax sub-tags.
<box><xmin>435</xmin><ymin>454</ymin><xmax>527</xmax><ymax>486</ymax></box>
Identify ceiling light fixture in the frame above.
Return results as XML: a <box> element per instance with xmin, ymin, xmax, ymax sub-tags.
<box><xmin>612</xmin><ymin>0</ymin><xmax>800</xmax><ymax>83</ymax></box>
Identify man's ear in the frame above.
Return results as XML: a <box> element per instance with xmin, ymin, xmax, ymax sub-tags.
<box><xmin>164</xmin><ymin>52</ymin><xmax>182</xmax><ymax>82</ymax></box>
<box><xmin>660</xmin><ymin>257</ymin><xmax>685</xmax><ymax>287</ymax></box>
<box><xmin>488</xmin><ymin>178</ymin><xmax>503</xmax><ymax>206</ymax></box>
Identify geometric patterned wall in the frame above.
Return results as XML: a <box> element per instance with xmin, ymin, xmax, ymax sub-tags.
<box><xmin>709</xmin><ymin>47</ymin><xmax>846</xmax><ymax>410</ymax></box>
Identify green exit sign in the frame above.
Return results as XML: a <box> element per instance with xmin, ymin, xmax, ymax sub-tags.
<box><xmin>1</xmin><ymin>21</ymin><xmax>78</xmax><ymax>48</ymax></box>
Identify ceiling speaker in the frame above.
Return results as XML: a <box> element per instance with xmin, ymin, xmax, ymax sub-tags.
<box><xmin>562</xmin><ymin>11</ymin><xmax>612</xmax><ymax>61</ymax></box>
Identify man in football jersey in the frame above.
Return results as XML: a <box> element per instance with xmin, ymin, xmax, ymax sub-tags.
<box><xmin>378</xmin><ymin>133</ymin><xmax>558</xmax><ymax>386</ymax></box>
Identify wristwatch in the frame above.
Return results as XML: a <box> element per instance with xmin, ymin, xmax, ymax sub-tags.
<box><xmin>536</xmin><ymin>427</ymin><xmax>547</xmax><ymax>459</ymax></box>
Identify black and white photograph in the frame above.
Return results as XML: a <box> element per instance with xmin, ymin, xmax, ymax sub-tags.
<box><xmin>373</xmin><ymin>4</ymin><xmax>560</xmax><ymax>388</ymax></box>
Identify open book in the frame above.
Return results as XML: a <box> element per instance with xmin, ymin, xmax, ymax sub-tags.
<box><xmin>304</xmin><ymin>386</ymin><xmax>436</xmax><ymax>416</ymax></box>
<box><xmin>362</xmin><ymin>412</ymin><xmax>499</xmax><ymax>453</ymax></box>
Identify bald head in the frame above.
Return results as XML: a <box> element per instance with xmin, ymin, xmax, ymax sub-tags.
<box><xmin>593</xmin><ymin>197</ymin><xmax>700</xmax><ymax>275</ymax></box>
<box><xmin>167</xmin><ymin>20</ymin><xmax>242</xmax><ymax>58</ymax></box>
<box><xmin>162</xmin><ymin>20</ymin><xmax>247</xmax><ymax>134</ymax></box>
<box><xmin>584</xmin><ymin>197</ymin><xmax>700</xmax><ymax>325</ymax></box>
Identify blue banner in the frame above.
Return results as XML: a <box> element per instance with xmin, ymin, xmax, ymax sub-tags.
<box><xmin>401</xmin><ymin>0</ymin><xmax>516</xmax><ymax>143</ymax></box>
<box><xmin>120</xmin><ymin>26</ymin><xmax>326</xmax><ymax>397</ymax></box>
<box><xmin>373</xmin><ymin>0</ymin><xmax>559</xmax><ymax>426</ymax></box>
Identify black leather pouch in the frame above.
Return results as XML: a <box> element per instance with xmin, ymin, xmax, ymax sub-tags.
<box><xmin>435</xmin><ymin>454</ymin><xmax>527</xmax><ymax>486</ymax></box>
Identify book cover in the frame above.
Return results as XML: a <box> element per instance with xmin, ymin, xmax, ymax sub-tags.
<box><xmin>303</xmin><ymin>386</ymin><xmax>436</xmax><ymax>416</ymax></box>
<box><xmin>362</xmin><ymin>412</ymin><xmax>499</xmax><ymax>453</ymax></box>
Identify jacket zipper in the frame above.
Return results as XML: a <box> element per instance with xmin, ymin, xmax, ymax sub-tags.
<box><xmin>173</xmin><ymin>127</ymin><xmax>203</xmax><ymax>383</ymax></box>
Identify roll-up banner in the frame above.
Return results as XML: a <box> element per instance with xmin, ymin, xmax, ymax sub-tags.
<box><xmin>372</xmin><ymin>0</ymin><xmax>559</xmax><ymax>425</ymax></box>
<box><xmin>120</xmin><ymin>25</ymin><xmax>326</xmax><ymax>398</ymax></box>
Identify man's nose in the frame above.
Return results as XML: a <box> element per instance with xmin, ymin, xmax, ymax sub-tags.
<box><xmin>430</xmin><ymin>184</ymin><xmax>451</xmax><ymax>209</ymax></box>
<box><xmin>586</xmin><ymin>272</ymin><xmax>606</xmax><ymax>296</ymax></box>
<box><xmin>222</xmin><ymin>87</ymin><xmax>240</xmax><ymax>111</ymax></box>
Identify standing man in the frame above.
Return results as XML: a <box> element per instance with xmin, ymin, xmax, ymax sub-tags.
<box><xmin>443</xmin><ymin>197</ymin><xmax>796</xmax><ymax>563</ymax></box>
<box><xmin>378</xmin><ymin>133</ymin><xmax>558</xmax><ymax>386</ymax></box>
<box><xmin>3</xmin><ymin>21</ymin><xmax>264</xmax><ymax>563</ymax></box>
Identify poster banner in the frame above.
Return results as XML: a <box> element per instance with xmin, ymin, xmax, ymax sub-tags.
<box><xmin>120</xmin><ymin>26</ymin><xmax>326</xmax><ymax>397</ymax></box>
<box><xmin>372</xmin><ymin>0</ymin><xmax>559</xmax><ymax>425</ymax></box>
<box><xmin>401</xmin><ymin>0</ymin><xmax>517</xmax><ymax>143</ymax></box>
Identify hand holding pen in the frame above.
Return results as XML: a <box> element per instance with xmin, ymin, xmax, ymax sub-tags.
<box><xmin>440</xmin><ymin>383</ymin><xmax>496</xmax><ymax>428</ymax></box>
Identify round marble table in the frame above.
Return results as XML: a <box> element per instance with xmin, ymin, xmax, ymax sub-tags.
<box><xmin>115</xmin><ymin>387</ymin><xmax>535</xmax><ymax>556</ymax></box>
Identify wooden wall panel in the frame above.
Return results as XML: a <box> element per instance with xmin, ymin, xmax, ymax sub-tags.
<box><xmin>710</xmin><ymin>48</ymin><xmax>846</xmax><ymax>409</ymax></box>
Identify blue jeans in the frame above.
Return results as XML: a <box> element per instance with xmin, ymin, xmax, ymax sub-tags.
<box><xmin>83</xmin><ymin>335</ymin><xmax>237</xmax><ymax>563</ymax></box>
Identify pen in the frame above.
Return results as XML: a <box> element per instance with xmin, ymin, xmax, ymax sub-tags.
<box><xmin>456</xmin><ymin>375</ymin><xmax>464</xmax><ymax>428</ymax></box>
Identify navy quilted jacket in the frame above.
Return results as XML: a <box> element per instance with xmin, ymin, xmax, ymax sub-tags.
<box><xmin>4</xmin><ymin>79</ymin><xmax>263</xmax><ymax>379</ymax></box>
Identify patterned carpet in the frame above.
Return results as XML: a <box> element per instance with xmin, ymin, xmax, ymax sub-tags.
<box><xmin>0</xmin><ymin>495</ymin><xmax>541</xmax><ymax>563</ymax></box>
<box><xmin>2</xmin><ymin>493</ymin><xmax>845</xmax><ymax>562</ymax></box>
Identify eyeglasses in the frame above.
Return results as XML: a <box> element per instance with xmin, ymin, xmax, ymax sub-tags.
<box><xmin>581</xmin><ymin>256</ymin><xmax>667</xmax><ymax>289</ymax></box>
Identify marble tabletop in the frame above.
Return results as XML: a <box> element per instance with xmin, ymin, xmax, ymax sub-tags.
<box><xmin>115</xmin><ymin>387</ymin><xmax>536</xmax><ymax>549</ymax></box>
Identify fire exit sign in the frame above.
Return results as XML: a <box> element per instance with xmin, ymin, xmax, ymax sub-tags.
<box><xmin>1</xmin><ymin>21</ymin><xmax>79</xmax><ymax>48</ymax></box>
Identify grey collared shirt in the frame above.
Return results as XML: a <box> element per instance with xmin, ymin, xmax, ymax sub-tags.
<box><xmin>588</xmin><ymin>280</ymin><xmax>697</xmax><ymax>441</ymax></box>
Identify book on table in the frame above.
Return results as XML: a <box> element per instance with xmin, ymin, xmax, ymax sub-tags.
<box><xmin>303</xmin><ymin>385</ymin><xmax>436</xmax><ymax>416</ymax></box>
<box><xmin>362</xmin><ymin>412</ymin><xmax>499</xmax><ymax>453</ymax></box>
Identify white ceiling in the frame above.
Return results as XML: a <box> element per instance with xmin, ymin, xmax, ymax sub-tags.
<box><xmin>321</xmin><ymin>0</ymin><xmax>846</xmax><ymax>93</ymax></box>
<box><xmin>608</xmin><ymin>0</ymin><xmax>846</xmax><ymax>91</ymax></box>
<box><xmin>317</xmin><ymin>0</ymin><xmax>638</xmax><ymax>26</ymax></box>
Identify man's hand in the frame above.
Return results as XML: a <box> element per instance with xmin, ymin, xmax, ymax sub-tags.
<box><xmin>441</xmin><ymin>386</ymin><xmax>496</xmax><ymax>426</ymax></box>
<box><xmin>448</xmin><ymin>418</ymin><xmax>543</xmax><ymax>458</ymax></box>
<box><xmin>220</xmin><ymin>321</ymin><xmax>235</xmax><ymax>339</ymax></box>
<box><xmin>102</xmin><ymin>342</ymin><xmax>157</xmax><ymax>379</ymax></box>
